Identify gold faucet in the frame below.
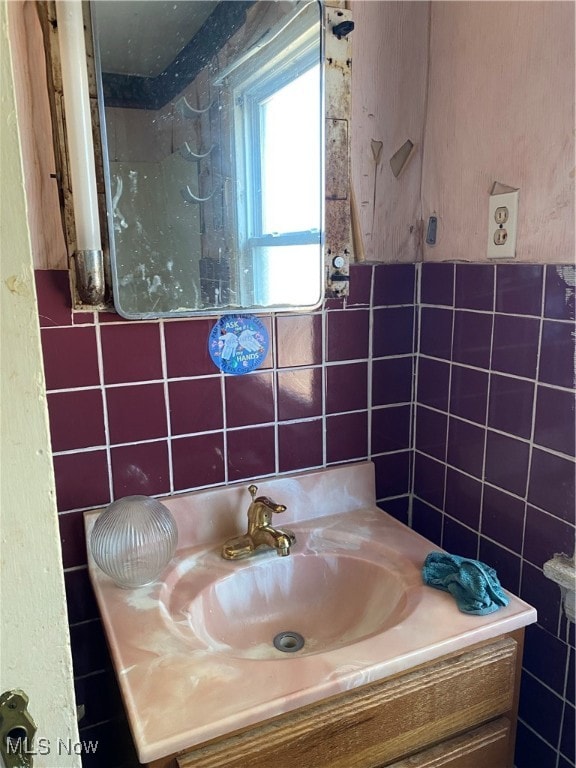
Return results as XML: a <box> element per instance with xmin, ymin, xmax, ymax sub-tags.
<box><xmin>222</xmin><ymin>484</ymin><xmax>296</xmax><ymax>560</ymax></box>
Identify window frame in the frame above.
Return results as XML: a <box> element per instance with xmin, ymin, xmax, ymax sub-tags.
<box><xmin>228</xmin><ymin>4</ymin><xmax>324</xmax><ymax>307</ymax></box>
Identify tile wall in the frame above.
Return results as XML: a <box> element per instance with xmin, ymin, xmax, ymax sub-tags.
<box><xmin>412</xmin><ymin>262</ymin><xmax>575</xmax><ymax>768</ymax></box>
<box><xmin>35</xmin><ymin>262</ymin><xmax>416</xmax><ymax>767</ymax></box>
<box><xmin>35</xmin><ymin>262</ymin><xmax>575</xmax><ymax>768</ymax></box>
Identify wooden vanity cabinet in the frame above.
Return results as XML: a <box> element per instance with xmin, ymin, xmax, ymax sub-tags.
<box><xmin>147</xmin><ymin>630</ymin><xmax>523</xmax><ymax>768</ymax></box>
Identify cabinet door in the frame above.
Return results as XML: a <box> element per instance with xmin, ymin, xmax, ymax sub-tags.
<box><xmin>177</xmin><ymin>638</ymin><xmax>518</xmax><ymax>768</ymax></box>
<box><xmin>385</xmin><ymin>718</ymin><xmax>511</xmax><ymax>768</ymax></box>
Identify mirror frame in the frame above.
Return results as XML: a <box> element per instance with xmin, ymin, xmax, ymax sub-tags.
<box><xmin>38</xmin><ymin>0</ymin><xmax>353</xmax><ymax>314</ymax></box>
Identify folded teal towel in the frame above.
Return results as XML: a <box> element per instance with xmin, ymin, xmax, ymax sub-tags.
<box><xmin>422</xmin><ymin>551</ymin><xmax>509</xmax><ymax>615</ymax></box>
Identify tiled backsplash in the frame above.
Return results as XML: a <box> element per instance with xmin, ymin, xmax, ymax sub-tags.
<box><xmin>36</xmin><ymin>262</ymin><xmax>575</xmax><ymax>768</ymax></box>
<box><xmin>36</xmin><ymin>263</ymin><xmax>412</xmax><ymax>765</ymax></box>
<box><xmin>413</xmin><ymin>262</ymin><xmax>575</xmax><ymax>768</ymax></box>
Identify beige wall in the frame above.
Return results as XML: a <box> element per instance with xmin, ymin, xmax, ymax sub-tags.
<box><xmin>421</xmin><ymin>1</ymin><xmax>575</xmax><ymax>263</ymax></box>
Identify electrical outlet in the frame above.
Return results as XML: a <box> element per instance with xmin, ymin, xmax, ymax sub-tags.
<box><xmin>487</xmin><ymin>189</ymin><xmax>519</xmax><ymax>259</ymax></box>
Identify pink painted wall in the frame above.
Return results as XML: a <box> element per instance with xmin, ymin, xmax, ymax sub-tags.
<box><xmin>350</xmin><ymin>1</ymin><xmax>429</xmax><ymax>264</ymax></box>
<box><xmin>421</xmin><ymin>1</ymin><xmax>575</xmax><ymax>263</ymax></box>
<box><xmin>11</xmin><ymin>1</ymin><xmax>576</xmax><ymax>270</ymax></box>
<box><xmin>350</xmin><ymin>0</ymin><xmax>575</xmax><ymax>265</ymax></box>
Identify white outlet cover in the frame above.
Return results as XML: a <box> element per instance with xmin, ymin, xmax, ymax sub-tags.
<box><xmin>487</xmin><ymin>188</ymin><xmax>519</xmax><ymax>259</ymax></box>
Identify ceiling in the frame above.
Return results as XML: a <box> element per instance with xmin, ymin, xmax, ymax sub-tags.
<box><xmin>92</xmin><ymin>1</ymin><xmax>219</xmax><ymax>77</ymax></box>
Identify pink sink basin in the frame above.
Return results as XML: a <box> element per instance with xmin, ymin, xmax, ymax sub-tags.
<box><xmin>85</xmin><ymin>462</ymin><xmax>536</xmax><ymax>764</ymax></box>
<box><xmin>160</xmin><ymin>551</ymin><xmax>412</xmax><ymax>659</ymax></box>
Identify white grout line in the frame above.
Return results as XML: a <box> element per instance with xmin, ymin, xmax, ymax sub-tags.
<box><xmin>93</xmin><ymin>319</ymin><xmax>114</xmax><ymax>504</ymax></box>
<box><xmin>475</xmin><ymin>263</ymin><xmax>497</xmax><ymax>560</ymax></box>
<box><xmin>159</xmin><ymin>319</ymin><xmax>174</xmax><ymax>495</ymax></box>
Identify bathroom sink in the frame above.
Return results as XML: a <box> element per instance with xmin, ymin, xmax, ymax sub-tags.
<box><xmin>160</xmin><ymin>550</ymin><xmax>412</xmax><ymax>658</ymax></box>
<box><xmin>85</xmin><ymin>462</ymin><xmax>536</xmax><ymax>764</ymax></box>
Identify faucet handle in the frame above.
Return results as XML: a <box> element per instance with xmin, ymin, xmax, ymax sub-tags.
<box><xmin>247</xmin><ymin>484</ymin><xmax>286</xmax><ymax>514</ymax></box>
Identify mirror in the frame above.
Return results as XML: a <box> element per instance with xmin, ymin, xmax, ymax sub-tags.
<box><xmin>90</xmin><ymin>0</ymin><xmax>324</xmax><ymax>318</ymax></box>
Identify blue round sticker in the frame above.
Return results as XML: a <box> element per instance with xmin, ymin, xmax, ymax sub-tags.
<box><xmin>208</xmin><ymin>315</ymin><xmax>269</xmax><ymax>375</ymax></box>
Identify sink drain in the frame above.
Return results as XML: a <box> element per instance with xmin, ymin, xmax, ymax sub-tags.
<box><xmin>273</xmin><ymin>631</ymin><xmax>305</xmax><ymax>653</ymax></box>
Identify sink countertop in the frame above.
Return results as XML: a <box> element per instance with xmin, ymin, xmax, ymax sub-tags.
<box><xmin>84</xmin><ymin>462</ymin><xmax>537</xmax><ymax>764</ymax></box>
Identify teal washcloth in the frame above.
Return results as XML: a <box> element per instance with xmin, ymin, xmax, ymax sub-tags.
<box><xmin>422</xmin><ymin>551</ymin><xmax>509</xmax><ymax>615</ymax></box>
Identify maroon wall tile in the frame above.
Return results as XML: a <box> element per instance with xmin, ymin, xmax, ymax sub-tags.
<box><xmin>225</xmin><ymin>372</ymin><xmax>275</xmax><ymax>428</ymax></box>
<box><xmin>373</xmin><ymin>450</ymin><xmax>411</xmax><ymax>499</ymax></box>
<box><xmin>47</xmin><ymin>389</ymin><xmax>106</xmax><ymax>452</ymax></box>
<box><xmin>449</xmin><ymin>365</ymin><xmax>488</xmax><ymax>424</ymax></box>
<box><xmin>416</xmin><ymin>357</ymin><xmax>450</xmax><ymax>410</ymax></box>
<box><xmin>447</xmin><ymin>417</ymin><xmax>485</xmax><ymax>478</ymax></box>
<box><xmin>452</xmin><ymin>310</ymin><xmax>492</xmax><ymax>368</ymax></box>
<box><xmin>528</xmin><ymin>448</ymin><xmax>576</xmax><ymax>523</ymax></box>
<box><xmin>327</xmin><ymin>309</ymin><xmax>370</xmax><ymax>361</ymax></box>
<box><xmin>164</xmin><ymin>319</ymin><xmax>218</xmax><ymax>377</ymax></box>
<box><xmin>227</xmin><ymin>426</ymin><xmax>275</xmax><ymax>482</ymax></box>
<box><xmin>59</xmin><ymin>510</ymin><xmax>90</xmax><ymax>568</ymax></box>
<box><xmin>54</xmin><ymin>450</ymin><xmax>110</xmax><ymax>512</ymax></box>
<box><xmin>539</xmin><ymin>320</ymin><xmax>576</xmax><ymax>389</ymax></box>
<box><xmin>379</xmin><ymin>495</ymin><xmax>410</xmax><ymax>525</ymax></box>
<box><xmin>107</xmin><ymin>384</ymin><xmax>168</xmax><ymax>444</ymax></box>
<box><xmin>524</xmin><ymin>505</ymin><xmax>576</xmax><ymax>569</ymax></box>
<box><xmin>519</xmin><ymin>673</ymin><xmax>563</xmax><ymax>749</ymax></box>
<box><xmin>561</xmin><ymin>705</ymin><xmax>575</xmax><ymax>764</ymax></box>
<box><xmin>413</xmin><ymin>452</ymin><xmax>445</xmax><ymax>509</ymax></box>
<box><xmin>37</xmin><ymin>263</ymin><xmax>575</xmax><ymax>768</ymax></box>
<box><xmin>372</xmin><ymin>306</ymin><xmax>414</xmax><ymax>357</ymax></box>
<box><xmin>481</xmin><ymin>485</ymin><xmax>526</xmax><ymax>553</ymax></box>
<box><xmin>111</xmin><ymin>441</ymin><xmax>170</xmax><ymax>497</ymax></box>
<box><xmin>478</xmin><ymin>538</ymin><xmax>521</xmax><ymax>593</ymax></box>
<box><xmin>169</xmin><ymin>377</ymin><xmax>223</xmax><ymax>435</ymax></box>
<box><xmin>373</xmin><ymin>263</ymin><xmax>415</xmax><ymax>306</ymax></box>
<box><xmin>372</xmin><ymin>405</ymin><xmax>412</xmax><ymax>454</ymax></box>
<box><xmin>412</xmin><ymin>497</ymin><xmax>443</xmax><ymax>544</ymax></box>
<box><xmin>372</xmin><ymin>356</ymin><xmax>413</xmax><ymax>406</ymax></box>
<box><xmin>35</xmin><ymin>270</ymin><xmax>72</xmax><ymax>327</ymax></box>
<box><xmin>100</xmin><ymin>323</ymin><xmax>163</xmax><ymax>384</ymax></box>
<box><xmin>326</xmin><ymin>362</ymin><xmax>368</xmax><ymax>413</ymax></box>
<box><xmin>444</xmin><ymin>467</ymin><xmax>482</xmax><ymax>529</ymax></box>
<box><xmin>534</xmin><ymin>385</ymin><xmax>576</xmax><ymax>456</ymax></box>
<box><xmin>64</xmin><ymin>568</ymin><xmax>99</xmax><ymax>624</ymax></box>
<box><xmin>496</xmin><ymin>264</ymin><xmax>543</xmax><ymax>316</ymax></box>
<box><xmin>524</xmin><ymin>624</ymin><xmax>569</xmax><ymax>693</ymax></box>
<box><xmin>172</xmin><ymin>433</ymin><xmax>225</xmax><ymax>490</ymax></box>
<box><xmin>455</xmin><ymin>264</ymin><xmax>494</xmax><ymax>311</ymax></box>
<box><xmin>544</xmin><ymin>265</ymin><xmax>575</xmax><ymax>321</ymax></box>
<box><xmin>419</xmin><ymin>307</ymin><xmax>453</xmax><ymax>359</ymax></box>
<box><xmin>491</xmin><ymin>315</ymin><xmax>540</xmax><ymax>379</ymax></box>
<box><xmin>420</xmin><ymin>263</ymin><xmax>454</xmax><ymax>306</ymax></box>
<box><xmin>74</xmin><ymin>670</ymin><xmax>124</xmax><ymax>730</ymax></box>
<box><xmin>277</xmin><ymin>368</ymin><xmax>322</xmax><ymax>421</ymax></box>
<box><xmin>276</xmin><ymin>313</ymin><xmax>322</xmax><ymax>367</ymax></box>
<box><xmin>415</xmin><ymin>406</ymin><xmax>447</xmax><ymax>461</ymax></box>
<box><xmin>69</xmin><ymin>620</ymin><xmax>111</xmax><ymax>677</ymax></box>
<box><xmin>488</xmin><ymin>374</ymin><xmax>535</xmax><ymax>440</ymax></box>
<box><xmin>485</xmin><ymin>431</ymin><xmax>530</xmax><ymax>497</ymax></box>
<box><xmin>278</xmin><ymin>420</ymin><xmax>323</xmax><ymax>473</ymax></box>
<box><xmin>348</xmin><ymin>263</ymin><xmax>373</xmax><ymax>306</ymax></box>
<box><xmin>521</xmin><ymin>562</ymin><xmax>562</xmax><ymax>635</ymax></box>
<box><xmin>41</xmin><ymin>327</ymin><xmax>100</xmax><ymax>390</ymax></box>
<box><xmin>442</xmin><ymin>517</ymin><xmax>478</xmax><ymax>559</ymax></box>
<box><xmin>326</xmin><ymin>411</ymin><xmax>368</xmax><ymax>463</ymax></box>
